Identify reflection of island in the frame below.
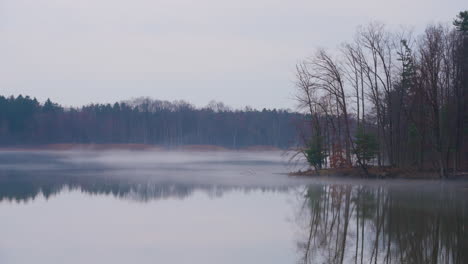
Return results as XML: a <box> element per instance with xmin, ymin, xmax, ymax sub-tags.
<box><xmin>0</xmin><ymin>169</ymin><xmax>290</xmax><ymax>203</ymax></box>
<box><xmin>295</xmin><ymin>185</ymin><xmax>468</xmax><ymax>264</ymax></box>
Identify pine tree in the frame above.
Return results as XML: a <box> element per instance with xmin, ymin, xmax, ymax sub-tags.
<box><xmin>354</xmin><ymin>126</ymin><xmax>378</xmax><ymax>167</ymax></box>
<box><xmin>304</xmin><ymin>135</ymin><xmax>327</xmax><ymax>171</ymax></box>
<box><xmin>453</xmin><ymin>11</ymin><xmax>468</xmax><ymax>32</ymax></box>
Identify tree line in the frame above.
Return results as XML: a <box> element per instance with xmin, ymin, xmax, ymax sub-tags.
<box><xmin>0</xmin><ymin>95</ymin><xmax>303</xmax><ymax>148</ymax></box>
<box><xmin>295</xmin><ymin>11</ymin><xmax>468</xmax><ymax>177</ymax></box>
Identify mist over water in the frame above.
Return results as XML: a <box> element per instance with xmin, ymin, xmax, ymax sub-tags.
<box><xmin>0</xmin><ymin>150</ymin><xmax>306</xmax><ymax>200</ymax></box>
<box><xmin>0</xmin><ymin>150</ymin><xmax>466</xmax><ymax>264</ymax></box>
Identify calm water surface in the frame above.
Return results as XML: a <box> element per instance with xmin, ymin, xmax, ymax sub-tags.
<box><xmin>0</xmin><ymin>151</ymin><xmax>466</xmax><ymax>264</ymax></box>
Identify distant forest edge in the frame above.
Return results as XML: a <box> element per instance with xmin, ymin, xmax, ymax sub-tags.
<box><xmin>0</xmin><ymin>95</ymin><xmax>304</xmax><ymax>149</ymax></box>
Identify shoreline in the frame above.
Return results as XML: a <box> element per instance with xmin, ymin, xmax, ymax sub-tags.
<box><xmin>289</xmin><ymin>167</ymin><xmax>468</xmax><ymax>180</ymax></box>
<box><xmin>1</xmin><ymin>145</ymin><xmax>465</xmax><ymax>180</ymax></box>
<box><xmin>0</xmin><ymin>143</ymin><xmax>283</xmax><ymax>152</ymax></box>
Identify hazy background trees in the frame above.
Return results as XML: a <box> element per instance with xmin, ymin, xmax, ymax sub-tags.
<box><xmin>0</xmin><ymin>96</ymin><xmax>303</xmax><ymax>149</ymax></box>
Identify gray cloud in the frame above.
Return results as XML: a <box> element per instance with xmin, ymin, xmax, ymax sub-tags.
<box><xmin>0</xmin><ymin>0</ymin><xmax>465</xmax><ymax>109</ymax></box>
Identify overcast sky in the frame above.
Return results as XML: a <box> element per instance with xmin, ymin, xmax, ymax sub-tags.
<box><xmin>0</xmin><ymin>0</ymin><xmax>465</xmax><ymax>109</ymax></box>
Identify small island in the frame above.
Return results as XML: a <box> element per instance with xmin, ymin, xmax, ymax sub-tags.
<box><xmin>290</xmin><ymin>11</ymin><xmax>468</xmax><ymax>179</ymax></box>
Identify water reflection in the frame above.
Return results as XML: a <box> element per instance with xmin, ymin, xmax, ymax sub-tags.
<box><xmin>296</xmin><ymin>184</ymin><xmax>468</xmax><ymax>264</ymax></box>
<box><xmin>0</xmin><ymin>170</ymin><xmax>292</xmax><ymax>203</ymax></box>
<box><xmin>1</xmin><ymin>151</ymin><xmax>467</xmax><ymax>264</ymax></box>
<box><xmin>0</xmin><ymin>150</ymin><xmax>296</xmax><ymax>203</ymax></box>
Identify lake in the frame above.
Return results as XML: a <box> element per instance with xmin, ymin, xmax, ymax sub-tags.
<box><xmin>0</xmin><ymin>150</ymin><xmax>466</xmax><ymax>264</ymax></box>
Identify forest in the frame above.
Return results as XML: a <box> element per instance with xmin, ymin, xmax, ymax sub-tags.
<box><xmin>295</xmin><ymin>11</ymin><xmax>468</xmax><ymax>177</ymax></box>
<box><xmin>0</xmin><ymin>95</ymin><xmax>302</xmax><ymax>149</ymax></box>
<box><xmin>1</xmin><ymin>11</ymin><xmax>467</xmax><ymax>178</ymax></box>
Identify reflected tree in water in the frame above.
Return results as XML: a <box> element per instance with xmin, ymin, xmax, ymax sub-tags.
<box><xmin>296</xmin><ymin>184</ymin><xmax>467</xmax><ymax>264</ymax></box>
<box><xmin>0</xmin><ymin>170</ymin><xmax>290</xmax><ymax>203</ymax></box>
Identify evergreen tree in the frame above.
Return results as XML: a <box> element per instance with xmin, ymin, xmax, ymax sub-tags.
<box><xmin>354</xmin><ymin>127</ymin><xmax>378</xmax><ymax>167</ymax></box>
<box><xmin>304</xmin><ymin>135</ymin><xmax>327</xmax><ymax>170</ymax></box>
<box><xmin>453</xmin><ymin>10</ymin><xmax>468</xmax><ymax>32</ymax></box>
